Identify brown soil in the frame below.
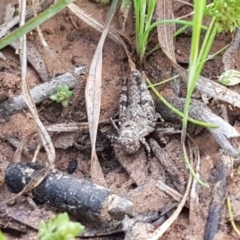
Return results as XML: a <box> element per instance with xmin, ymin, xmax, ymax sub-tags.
<box><xmin>0</xmin><ymin>1</ymin><xmax>240</xmax><ymax>239</ymax></box>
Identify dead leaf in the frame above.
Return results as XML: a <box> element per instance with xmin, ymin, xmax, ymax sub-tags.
<box><xmin>156</xmin><ymin>0</ymin><xmax>176</xmax><ymax>63</ymax></box>
<box><xmin>68</xmin><ymin>3</ymin><xmax>122</xmax><ymax>45</ymax></box>
<box><xmin>85</xmin><ymin>0</ymin><xmax>119</xmax><ymax>186</ymax></box>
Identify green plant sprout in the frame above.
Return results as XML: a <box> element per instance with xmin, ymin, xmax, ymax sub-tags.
<box><xmin>50</xmin><ymin>85</ymin><xmax>73</xmax><ymax>107</ymax></box>
<box><xmin>0</xmin><ymin>231</ymin><xmax>5</xmax><ymax>240</ymax></box>
<box><xmin>37</xmin><ymin>213</ymin><xmax>85</xmax><ymax>240</ymax></box>
<box><xmin>133</xmin><ymin>0</ymin><xmax>157</xmax><ymax>62</ymax></box>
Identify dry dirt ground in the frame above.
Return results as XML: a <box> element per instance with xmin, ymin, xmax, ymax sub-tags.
<box><xmin>1</xmin><ymin>0</ymin><xmax>240</xmax><ymax>239</ymax></box>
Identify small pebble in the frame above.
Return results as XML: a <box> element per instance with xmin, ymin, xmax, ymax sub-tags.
<box><xmin>67</xmin><ymin>159</ymin><xmax>78</xmax><ymax>174</ymax></box>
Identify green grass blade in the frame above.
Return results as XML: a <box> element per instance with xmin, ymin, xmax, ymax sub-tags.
<box><xmin>227</xmin><ymin>197</ymin><xmax>240</xmax><ymax>236</ymax></box>
<box><xmin>0</xmin><ymin>231</ymin><xmax>5</xmax><ymax>240</ymax></box>
<box><xmin>183</xmin><ymin>143</ymin><xmax>208</xmax><ymax>187</ymax></box>
<box><xmin>141</xmin><ymin>19</ymin><xmax>206</xmax><ymax>62</ymax></box>
<box><xmin>133</xmin><ymin>0</ymin><xmax>139</xmax><ymax>52</ymax></box>
<box><xmin>144</xmin><ymin>19</ymin><xmax>206</xmax><ymax>41</ymax></box>
<box><xmin>145</xmin><ymin>0</ymin><xmax>157</xmax><ymax>30</ymax></box>
<box><xmin>182</xmin><ymin>0</ymin><xmax>206</xmax><ymax>141</ymax></box>
<box><xmin>139</xmin><ymin>0</ymin><xmax>146</xmax><ymax>39</ymax></box>
<box><xmin>0</xmin><ymin>0</ymin><xmax>74</xmax><ymax>50</ymax></box>
<box><xmin>196</xmin><ymin>18</ymin><xmax>217</xmax><ymax>77</ymax></box>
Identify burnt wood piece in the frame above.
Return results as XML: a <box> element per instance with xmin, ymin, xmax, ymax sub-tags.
<box><xmin>204</xmin><ymin>154</ymin><xmax>228</xmax><ymax>240</ymax></box>
<box><xmin>5</xmin><ymin>162</ymin><xmax>134</xmax><ymax>223</ymax></box>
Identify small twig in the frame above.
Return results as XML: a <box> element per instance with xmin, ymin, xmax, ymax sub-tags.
<box><xmin>45</xmin><ymin>119</ymin><xmax>112</xmax><ymax>132</ymax></box>
<box><xmin>176</xmin><ymin>11</ymin><xmax>194</xmax><ymax>20</ymax></box>
<box><xmin>32</xmin><ymin>143</ymin><xmax>41</xmax><ymax>163</ymax></box>
<box><xmin>155</xmin><ymin>180</ymin><xmax>183</xmax><ymax>202</ymax></box>
<box><xmin>149</xmin><ymin>167</ymin><xmax>193</xmax><ymax>239</ymax></box>
<box><xmin>172</xmin><ymin>62</ymin><xmax>240</xmax><ymax>110</ymax></box>
<box><xmin>189</xmin><ymin>145</ymin><xmax>200</xmax><ymax>220</ymax></box>
<box><xmin>13</xmin><ymin>132</ymin><xmax>37</xmax><ymax>162</ymax></box>
<box><xmin>78</xmin><ymin>230</ymin><xmax>123</xmax><ymax>239</ymax></box>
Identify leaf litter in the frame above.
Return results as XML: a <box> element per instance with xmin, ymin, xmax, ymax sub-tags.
<box><xmin>1</xmin><ymin>0</ymin><xmax>240</xmax><ymax>239</ymax></box>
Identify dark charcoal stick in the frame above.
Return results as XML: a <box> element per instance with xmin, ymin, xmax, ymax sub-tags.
<box><xmin>5</xmin><ymin>162</ymin><xmax>134</xmax><ymax>223</ymax></box>
<box><xmin>204</xmin><ymin>152</ymin><xmax>228</xmax><ymax>240</ymax></box>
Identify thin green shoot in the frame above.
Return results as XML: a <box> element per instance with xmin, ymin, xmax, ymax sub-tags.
<box><xmin>0</xmin><ymin>0</ymin><xmax>74</xmax><ymax>50</ymax></box>
<box><xmin>173</xmin><ymin>24</ymin><xmax>192</xmax><ymax>37</ymax></box>
<box><xmin>0</xmin><ymin>231</ymin><xmax>5</xmax><ymax>240</ymax></box>
<box><xmin>182</xmin><ymin>0</ymin><xmax>206</xmax><ymax>142</ymax></box>
<box><xmin>145</xmin><ymin>19</ymin><xmax>207</xmax><ymax>37</ymax></box>
<box><xmin>133</xmin><ymin>0</ymin><xmax>156</xmax><ymax>61</ymax></box>
<box><xmin>146</xmin><ymin>22</ymin><xmax>208</xmax><ymax>58</ymax></box>
<box><xmin>150</xmin><ymin>43</ymin><xmax>229</xmax><ymax>88</ymax></box>
<box><xmin>178</xmin><ymin>0</ymin><xmax>240</xmax><ymax>186</ymax></box>
<box><xmin>145</xmin><ymin>44</ymin><xmax>160</xmax><ymax>57</ymax></box>
<box><xmin>182</xmin><ymin>143</ymin><xmax>208</xmax><ymax>187</ymax></box>
<box><xmin>227</xmin><ymin>197</ymin><xmax>240</xmax><ymax>236</ymax></box>
<box><xmin>133</xmin><ymin>0</ymin><xmax>207</xmax><ymax>62</ymax></box>
<box><xmin>198</xmin><ymin>44</ymin><xmax>229</xmax><ymax>66</ymax></box>
<box><xmin>148</xmin><ymin>74</ymin><xmax>180</xmax><ymax>87</ymax></box>
<box><xmin>146</xmin><ymin>77</ymin><xmax>217</xmax><ymax>128</ymax></box>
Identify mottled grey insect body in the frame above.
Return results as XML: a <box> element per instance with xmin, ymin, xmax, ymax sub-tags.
<box><xmin>111</xmin><ymin>70</ymin><xmax>159</xmax><ymax>154</ymax></box>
